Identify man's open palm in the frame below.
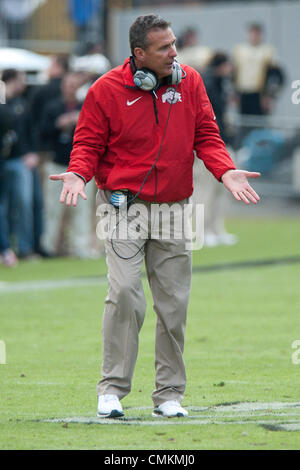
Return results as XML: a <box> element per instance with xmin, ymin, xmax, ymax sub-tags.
<box><xmin>49</xmin><ymin>172</ymin><xmax>87</xmax><ymax>207</ymax></box>
<box><xmin>221</xmin><ymin>169</ymin><xmax>261</xmax><ymax>204</ymax></box>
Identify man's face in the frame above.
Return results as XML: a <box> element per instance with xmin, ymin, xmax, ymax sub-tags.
<box><xmin>218</xmin><ymin>61</ymin><xmax>232</xmax><ymax>77</ymax></box>
<box><xmin>61</xmin><ymin>74</ymin><xmax>81</xmax><ymax>102</ymax></box>
<box><xmin>248</xmin><ymin>28</ymin><xmax>263</xmax><ymax>46</ymax></box>
<box><xmin>138</xmin><ymin>27</ymin><xmax>177</xmax><ymax>79</ymax></box>
<box><xmin>7</xmin><ymin>73</ymin><xmax>26</xmax><ymax>99</ymax></box>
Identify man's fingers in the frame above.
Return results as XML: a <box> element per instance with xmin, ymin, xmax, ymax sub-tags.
<box><xmin>66</xmin><ymin>191</ymin><xmax>73</xmax><ymax>206</ymax></box>
<box><xmin>72</xmin><ymin>193</ymin><xmax>78</xmax><ymax>207</ymax></box>
<box><xmin>238</xmin><ymin>192</ymin><xmax>250</xmax><ymax>204</ymax></box>
<box><xmin>232</xmin><ymin>191</ymin><xmax>241</xmax><ymax>201</ymax></box>
<box><xmin>233</xmin><ymin>187</ymin><xmax>259</xmax><ymax>204</ymax></box>
<box><xmin>244</xmin><ymin>188</ymin><xmax>259</xmax><ymax>204</ymax></box>
<box><xmin>49</xmin><ymin>174</ymin><xmax>64</xmax><ymax>181</ymax></box>
<box><xmin>246</xmin><ymin>185</ymin><xmax>260</xmax><ymax>201</ymax></box>
<box><xmin>60</xmin><ymin>190</ymin><xmax>87</xmax><ymax>206</ymax></box>
<box><xmin>245</xmin><ymin>171</ymin><xmax>261</xmax><ymax>179</ymax></box>
<box><xmin>79</xmin><ymin>190</ymin><xmax>87</xmax><ymax>201</ymax></box>
<box><xmin>53</xmin><ymin>171</ymin><xmax>87</xmax><ymax>206</ymax></box>
<box><xmin>73</xmin><ymin>191</ymin><xmax>87</xmax><ymax>206</ymax></box>
<box><xmin>60</xmin><ymin>188</ymin><xmax>67</xmax><ymax>204</ymax></box>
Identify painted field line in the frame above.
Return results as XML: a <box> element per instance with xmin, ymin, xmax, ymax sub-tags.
<box><xmin>260</xmin><ymin>423</ymin><xmax>300</xmax><ymax>432</ymax></box>
<box><xmin>41</xmin><ymin>402</ymin><xmax>300</xmax><ymax>429</ymax></box>
<box><xmin>43</xmin><ymin>417</ymin><xmax>300</xmax><ymax>428</ymax></box>
<box><xmin>1</xmin><ymin>254</ymin><xmax>300</xmax><ymax>294</ymax></box>
<box><xmin>210</xmin><ymin>402</ymin><xmax>300</xmax><ymax>413</ymax></box>
<box><xmin>125</xmin><ymin>402</ymin><xmax>300</xmax><ymax>413</ymax></box>
<box><xmin>0</xmin><ymin>276</ymin><xmax>107</xmax><ymax>293</ymax></box>
<box><xmin>123</xmin><ymin>412</ymin><xmax>300</xmax><ymax>420</ymax></box>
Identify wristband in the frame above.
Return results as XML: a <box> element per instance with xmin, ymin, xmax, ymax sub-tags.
<box><xmin>72</xmin><ymin>172</ymin><xmax>86</xmax><ymax>185</ymax></box>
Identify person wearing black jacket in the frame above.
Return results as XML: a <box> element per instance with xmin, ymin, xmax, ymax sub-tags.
<box><xmin>29</xmin><ymin>55</ymin><xmax>70</xmax><ymax>151</ymax></box>
<box><xmin>0</xmin><ymin>100</ymin><xmax>18</xmax><ymax>266</ymax></box>
<box><xmin>40</xmin><ymin>72</ymin><xmax>95</xmax><ymax>258</ymax></box>
<box><xmin>0</xmin><ymin>69</ymin><xmax>40</xmax><ymax>261</ymax></box>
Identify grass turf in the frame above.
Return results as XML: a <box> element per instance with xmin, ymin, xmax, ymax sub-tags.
<box><xmin>1</xmin><ymin>217</ymin><xmax>300</xmax><ymax>450</ymax></box>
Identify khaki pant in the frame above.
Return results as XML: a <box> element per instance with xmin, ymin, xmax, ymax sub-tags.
<box><xmin>96</xmin><ymin>190</ymin><xmax>192</xmax><ymax>406</ymax></box>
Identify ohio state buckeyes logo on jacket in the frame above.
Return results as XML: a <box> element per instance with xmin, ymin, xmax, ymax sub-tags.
<box><xmin>162</xmin><ymin>87</ymin><xmax>182</xmax><ymax>104</ymax></box>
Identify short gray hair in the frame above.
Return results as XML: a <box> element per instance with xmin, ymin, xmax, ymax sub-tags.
<box><xmin>129</xmin><ymin>14</ymin><xmax>171</xmax><ymax>56</ymax></box>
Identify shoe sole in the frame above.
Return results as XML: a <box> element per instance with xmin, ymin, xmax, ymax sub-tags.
<box><xmin>97</xmin><ymin>409</ymin><xmax>124</xmax><ymax>418</ymax></box>
<box><xmin>152</xmin><ymin>411</ymin><xmax>187</xmax><ymax>418</ymax></box>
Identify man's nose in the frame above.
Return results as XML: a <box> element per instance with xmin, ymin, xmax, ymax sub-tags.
<box><xmin>170</xmin><ymin>45</ymin><xmax>177</xmax><ymax>58</ymax></box>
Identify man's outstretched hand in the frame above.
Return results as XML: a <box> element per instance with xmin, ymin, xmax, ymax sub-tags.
<box><xmin>221</xmin><ymin>169</ymin><xmax>261</xmax><ymax>204</ymax></box>
<box><xmin>49</xmin><ymin>172</ymin><xmax>87</xmax><ymax>207</ymax></box>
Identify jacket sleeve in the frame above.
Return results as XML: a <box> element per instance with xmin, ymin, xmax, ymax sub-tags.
<box><xmin>193</xmin><ymin>73</ymin><xmax>236</xmax><ymax>181</ymax></box>
<box><xmin>67</xmin><ymin>85</ymin><xmax>109</xmax><ymax>183</ymax></box>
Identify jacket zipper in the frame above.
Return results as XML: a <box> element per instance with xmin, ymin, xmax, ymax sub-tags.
<box><xmin>152</xmin><ymin>91</ymin><xmax>159</xmax><ymax>125</ymax></box>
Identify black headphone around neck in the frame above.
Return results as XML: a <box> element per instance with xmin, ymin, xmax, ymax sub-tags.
<box><xmin>130</xmin><ymin>56</ymin><xmax>186</xmax><ymax>91</ymax></box>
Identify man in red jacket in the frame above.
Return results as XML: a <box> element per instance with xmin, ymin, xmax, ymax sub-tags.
<box><xmin>50</xmin><ymin>15</ymin><xmax>260</xmax><ymax>418</ymax></box>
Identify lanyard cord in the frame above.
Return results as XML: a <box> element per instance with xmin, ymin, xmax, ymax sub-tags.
<box><xmin>110</xmin><ymin>85</ymin><xmax>178</xmax><ymax>260</ymax></box>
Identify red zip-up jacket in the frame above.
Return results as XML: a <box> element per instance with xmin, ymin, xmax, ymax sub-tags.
<box><xmin>67</xmin><ymin>57</ymin><xmax>236</xmax><ymax>202</ymax></box>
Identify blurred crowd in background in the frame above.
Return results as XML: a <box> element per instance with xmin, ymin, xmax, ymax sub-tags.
<box><xmin>0</xmin><ymin>0</ymin><xmax>289</xmax><ymax>267</ymax></box>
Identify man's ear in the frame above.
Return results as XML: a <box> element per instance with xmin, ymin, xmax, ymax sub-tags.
<box><xmin>134</xmin><ymin>47</ymin><xmax>146</xmax><ymax>63</ymax></box>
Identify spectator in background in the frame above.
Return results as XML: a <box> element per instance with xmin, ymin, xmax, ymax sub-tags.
<box><xmin>71</xmin><ymin>51</ymin><xmax>111</xmax><ymax>101</ymax></box>
<box><xmin>192</xmin><ymin>52</ymin><xmax>238</xmax><ymax>247</ymax></box>
<box><xmin>176</xmin><ymin>27</ymin><xmax>213</xmax><ymax>73</ymax></box>
<box><xmin>40</xmin><ymin>72</ymin><xmax>96</xmax><ymax>258</ymax></box>
<box><xmin>233</xmin><ymin>23</ymin><xmax>277</xmax><ymax>116</ymax></box>
<box><xmin>68</xmin><ymin>0</ymin><xmax>101</xmax><ymax>45</ymax></box>
<box><xmin>202</xmin><ymin>53</ymin><xmax>233</xmax><ymax>144</ymax></box>
<box><xmin>0</xmin><ymin>69</ymin><xmax>40</xmax><ymax>260</ymax></box>
<box><xmin>0</xmin><ymin>171</ymin><xmax>16</xmax><ymax>266</ymax></box>
<box><xmin>0</xmin><ymin>88</ymin><xmax>18</xmax><ymax>266</ymax></box>
<box><xmin>30</xmin><ymin>55</ymin><xmax>70</xmax><ymax>151</ymax></box>
<box><xmin>29</xmin><ymin>55</ymin><xmax>70</xmax><ymax>256</ymax></box>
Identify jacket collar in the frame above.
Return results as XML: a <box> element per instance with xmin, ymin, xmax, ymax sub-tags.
<box><xmin>122</xmin><ymin>57</ymin><xmax>137</xmax><ymax>88</ymax></box>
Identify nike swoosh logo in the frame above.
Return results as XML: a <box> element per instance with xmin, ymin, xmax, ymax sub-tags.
<box><xmin>127</xmin><ymin>97</ymin><xmax>142</xmax><ymax>106</ymax></box>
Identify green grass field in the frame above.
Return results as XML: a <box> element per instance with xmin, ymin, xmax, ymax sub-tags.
<box><xmin>1</xmin><ymin>217</ymin><xmax>300</xmax><ymax>450</ymax></box>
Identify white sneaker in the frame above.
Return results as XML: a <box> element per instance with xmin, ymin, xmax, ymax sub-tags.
<box><xmin>152</xmin><ymin>400</ymin><xmax>188</xmax><ymax>418</ymax></box>
<box><xmin>217</xmin><ymin>232</ymin><xmax>238</xmax><ymax>246</ymax></box>
<box><xmin>204</xmin><ymin>232</ymin><xmax>220</xmax><ymax>247</ymax></box>
<box><xmin>97</xmin><ymin>394</ymin><xmax>124</xmax><ymax>418</ymax></box>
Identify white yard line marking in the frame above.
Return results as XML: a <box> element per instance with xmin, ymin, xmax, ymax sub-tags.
<box><xmin>124</xmin><ymin>402</ymin><xmax>300</xmax><ymax>413</ymax></box>
<box><xmin>0</xmin><ymin>277</ymin><xmax>107</xmax><ymax>293</ymax></box>
<box><xmin>43</xmin><ymin>417</ymin><xmax>300</xmax><ymax>427</ymax></box>
<box><xmin>3</xmin><ymin>254</ymin><xmax>300</xmax><ymax>294</ymax></box>
<box><xmin>209</xmin><ymin>402</ymin><xmax>300</xmax><ymax>413</ymax></box>
<box><xmin>41</xmin><ymin>402</ymin><xmax>300</xmax><ymax>430</ymax></box>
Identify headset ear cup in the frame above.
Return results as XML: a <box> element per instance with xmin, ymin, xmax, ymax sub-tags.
<box><xmin>133</xmin><ymin>69</ymin><xmax>158</xmax><ymax>91</ymax></box>
<box><xmin>171</xmin><ymin>62</ymin><xmax>183</xmax><ymax>85</ymax></box>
